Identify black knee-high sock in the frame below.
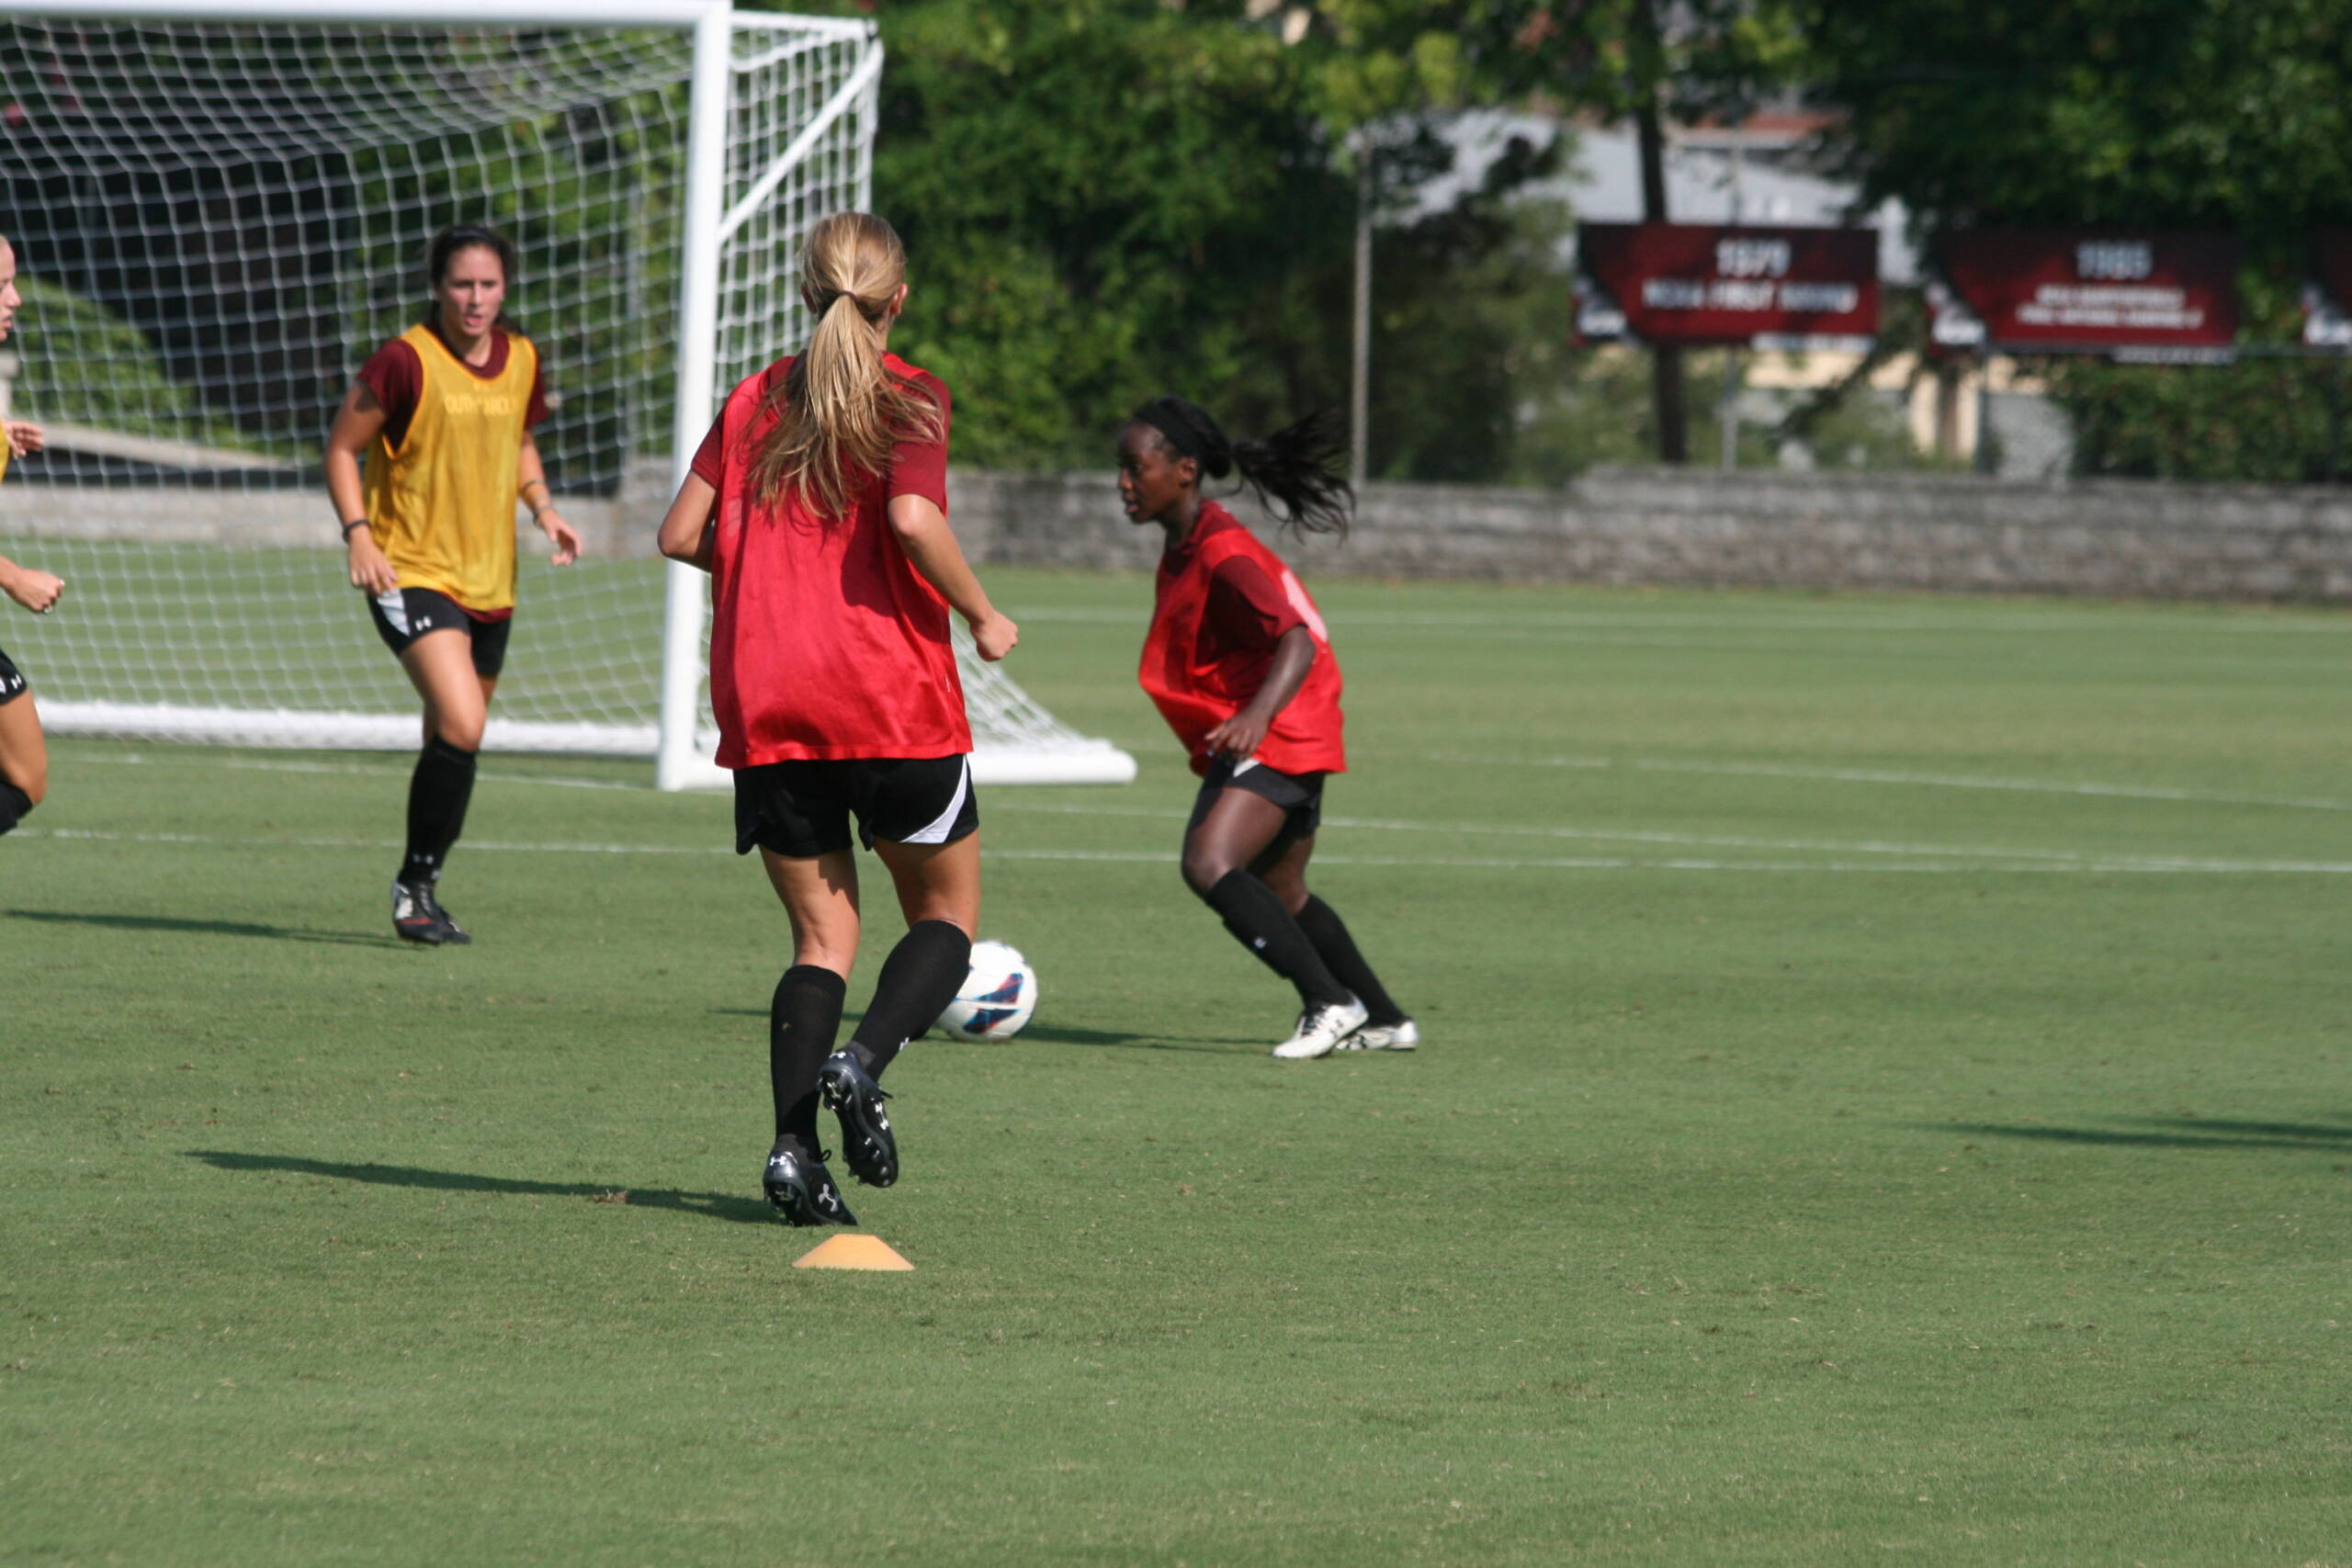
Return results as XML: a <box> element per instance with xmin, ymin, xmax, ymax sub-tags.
<box><xmin>772</xmin><ymin>964</ymin><xmax>847</xmax><ymax>1151</ymax></box>
<box><xmin>845</xmin><ymin>919</ymin><xmax>971</xmax><ymax>1079</ymax></box>
<box><xmin>0</xmin><ymin>781</ymin><xmax>32</xmax><ymax>837</ymax></box>
<box><xmin>1202</xmin><ymin>869</ymin><xmax>1351</xmax><ymax>1010</ymax></box>
<box><xmin>1294</xmin><ymin>895</ymin><xmax>1404</xmax><ymax>1024</ymax></box>
<box><xmin>400</xmin><ymin>737</ymin><xmax>477</xmax><ymax>886</ymax></box>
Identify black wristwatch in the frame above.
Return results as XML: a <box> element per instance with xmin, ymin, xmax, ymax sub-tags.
<box><xmin>340</xmin><ymin>518</ymin><xmax>372</xmax><ymax>540</ymax></box>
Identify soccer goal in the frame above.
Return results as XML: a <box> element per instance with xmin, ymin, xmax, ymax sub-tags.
<box><xmin>0</xmin><ymin>0</ymin><xmax>1136</xmax><ymax>789</ymax></box>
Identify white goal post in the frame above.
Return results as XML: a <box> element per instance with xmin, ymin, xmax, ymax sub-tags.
<box><xmin>0</xmin><ymin>0</ymin><xmax>1136</xmax><ymax>789</ymax></box>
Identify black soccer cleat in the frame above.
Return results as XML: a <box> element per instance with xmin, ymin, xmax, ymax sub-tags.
<box><xmin>391</xmin><ymin>879</ymin><xmax>471</xmax><ymax>946</ymax></box>
<box><xmin>818</xmin><ymin>1051</ymin><xmax>899</xmax><ymax>1188</ymax></box>
<box><xmin>763</xmin><ymin>1141</ymin><xmax>858</xmax><ymax>1227</ymax></box>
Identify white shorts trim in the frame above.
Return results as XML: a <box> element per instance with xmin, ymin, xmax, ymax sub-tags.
<box><xmin>375</xmin><ymin>588</ymin><xmax>410</xmax><ymax>636</ymax></box>
<box><xmin>902</xmin><ymin>757</ymin><xmax>973</xmax><ymax>844</ymax></box>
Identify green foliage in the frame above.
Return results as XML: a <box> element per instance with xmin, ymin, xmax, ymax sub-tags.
<box><xmin>1799</xmin><ymin>0</ymin><xmax>2352</xmax><ymax>248</ymax></box>
<box><xmin>1361</xmin><ymin>135</ymin><xmax>1578</xmax><ymax>481</ymax></box>
<box><xmin>2044</xmin><ymin>272</ymin><xmax>2352</xmax><ymax>482</ymax></box>
<box><xmin>337</xmin><ymin>35</ymin><xmax>691</xmax><ymax>491</ymax></box>
<box><xmin>1308</xmin><ymin>0</ymin><xmax>1800</xmax><ymax>125</ymax></box>
<box><xmin>7</xmin><ymin>277</ymin><xmax>259</xmax><ymax>453</ymax></box>
<box><xmin>2052</xmin><ymin>360</ymin><xmax>2352</xmax><ymax>484</ymax></box>
<box><xmin>756</xmin><ymin>2</ymin><xmax>1884</xmax><ymax>479</ymax></box>
<box><xmin>853</xmin><ymin>0</ymin><xmax>1353</xmax><ymax>468</ymax></box>
<box><xmin>1800</xmin><ymin>0</ymin><xmax>2352</xmax><ymax>483</ymax></box>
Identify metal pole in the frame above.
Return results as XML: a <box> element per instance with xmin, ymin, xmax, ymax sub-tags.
<box><xmin>1720</xmin><ymin>118</ymin><xmax>1744</xmax><ymax>471</ymax></box>
<box><xmin>2324</xmin><ymin>359</ymin><xmax>2342</xmax><ymax>486</ymax></box>
<box><xmin>1720</xmin><ymin>350</ymin><xmax>1739</xmax><ymax>470</ymax></box>
<box><xmin>1973</xmin><ymin>356</ymin><xmax>1996</xmax><ymax>476</ymax></box>
<box><xmin>1350</xmin><ymin>130</ymin><xmax>1373</xmax><ymax>490</ymax></box>
<box><xmin>655</xmin><ymin>1</ymin><xmax>733</xmax><ymax>790</ymax></box>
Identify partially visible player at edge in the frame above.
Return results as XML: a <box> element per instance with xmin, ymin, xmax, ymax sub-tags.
<box><xmin>1118</xmin><ymin>396</ymin><xmax>1416</xmax><ymax>1059</ymax></box>
<box><xmin>323</xmin><ymin>224</ymin><xmax>582</xmax><ymax>945</ymax></box>
<box><xmin>0</xmin><ymin>233</ymin><xmax>64</xmax><ymax>841</ymax></box>
<box><xmin>657</xmin><ymin>211</ymin><xmax>1017</xmax><ymax>1227</ymax></box>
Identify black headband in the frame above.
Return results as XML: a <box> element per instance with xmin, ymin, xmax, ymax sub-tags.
<box><xmin>1132</xmin><ymin>396</ymin><xmax>1232</xmax><ymax>478</ymax></box>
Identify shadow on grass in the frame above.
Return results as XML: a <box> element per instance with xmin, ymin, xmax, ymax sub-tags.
<box><xmin>1018</xmin><ymin>1022</ymin><xmax>1259</xmax><ymax>1054</ymax></box>
<box><xmin>186</xmin><ymin>1150</ymin><xmax>776</xmax><ymax>1225</ymax></box>
<box><xmin>706</xmin><ymin>1008</ymin><xmax>1254</xmax><ymax>1054</ymax></box>
<box><xmin>709</xmin><ymin>1006</ymin><xmax>868</xmax><ymax>1023</ymax></box>
<box><xmin>7</xmin><ymin>908</ymin><xmax>400</xmax><ymax>950</ymax></box>
<box><xmin>1922</xmin><ymin>1116</ymin><xmax>2352</xmax><ymax>1156</ymax></box>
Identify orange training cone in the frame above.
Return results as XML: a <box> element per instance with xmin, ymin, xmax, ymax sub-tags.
<box><xmin>793</xmin><ymin>1234</ymin><xmax>914</xmax><ymax>1271</ymax></box>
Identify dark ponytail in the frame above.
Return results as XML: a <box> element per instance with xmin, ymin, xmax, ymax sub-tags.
<box><xmin>423</xmin><ymin>223</ymin><xmax>520</xmax><ymax>328</ymax></box>
<box><xmin>1130</xmin><ymin>395</ymin><xmax>1352</xmax><ymax>538</ymax></box>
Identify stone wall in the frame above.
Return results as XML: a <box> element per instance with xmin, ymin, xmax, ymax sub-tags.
<box><xmin>948</xmin><ymin>466</ymin><xmax>2352</xmax><ymax>603</ymax></box>
<box><xmin>10</xmin><ymin>464</ymin><xmax>2352</xmax><ymax>603</ymax></box>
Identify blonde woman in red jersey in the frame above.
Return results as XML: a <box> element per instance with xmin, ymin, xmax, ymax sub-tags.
<box><xmin>1118</xmin><ymin>396</ymin><xmax>1415</xmax><ymax>1060</ymax></box>
<box><xmin>658</xmin><ymin>212</ymin><xmax>1017</xmax><ymax>1227</ymax></box>
<box><xmin>0</xmin><ymin>232</ymin><xmax>63</xmax><ymax>841</ymax></box>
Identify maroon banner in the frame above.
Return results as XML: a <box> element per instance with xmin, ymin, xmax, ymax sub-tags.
<box><xmin>1930</xmin><ymin>231</ymin><xmax>2239</xmax><ymax>355</ymax></box>
<box><xmin>1577</xmin><ymin>223</ymin><xmax>1878</xmax><ymax>350</ymax></box>
<box><xmin>2303</xmin><ymin>229</ymin><xmax>2352</xmax><ymax>349</ymax></box>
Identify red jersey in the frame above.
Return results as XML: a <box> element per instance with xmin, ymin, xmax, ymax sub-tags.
<box><xmin>1140</xmin><ymin>502</ymin><xmax>1346</xmax><ymax>777</ymax></box>
<box><xmin>697</xmin><ymin>354</ymin><xmax>967</xmax><ymax>767</ymax></box>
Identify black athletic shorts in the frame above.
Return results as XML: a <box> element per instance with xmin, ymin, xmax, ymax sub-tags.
<box><xmin>0</xmin><ymin>645</ymin><xmax>24</xmax><ymax>706</ymax></box>
<box><xmin>368</xmin><ymin>587</ymin><xmax>512</xmax><ymax>677</ymax></box>
<box><xmin>1188</xmin><ymin>754</ymin><xmax>1326</xmax><ymax>843</ymax></box>
<box><xmin>734</xmin><ymin>754</ymin><xmax>978</xmax><ymax>859</ymax></box>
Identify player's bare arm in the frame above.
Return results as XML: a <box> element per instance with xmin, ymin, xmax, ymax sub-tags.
<box><xmin>516</xmin><ymin>433</ymin><xmax>579</xmax><ymax>565</ymax></box>
<box><xmin>887</xmin><ymin>493</ymin><xmax>1017</xmax><ymax>661</ymax></box>
<box><xmin>323</xmin><ymin>382</ymin><xmax>399</xmax><ymax>593</ymax></box>
<box><xmin>1204</xmin><ymin>624</ymin><xmax>1317</xmax><ymax>761</ymax></box>
<box><xmin>656</xmin><ymin>473</ymin><xmax>718</xmax><ymax>571</ymax></box>
<box><xmin>0</xmin><ymin>552</ymin><xmax>63</xmax><ymax>615</ymax></box>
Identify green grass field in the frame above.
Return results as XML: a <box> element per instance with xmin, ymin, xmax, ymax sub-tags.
<box><xmin>5</xmin><ymin>569</ymin><xmax>2348</xmax><ymax>1566</ymax></box>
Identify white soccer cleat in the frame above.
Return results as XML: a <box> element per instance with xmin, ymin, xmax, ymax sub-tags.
<box><xmin>1336</xmin><ymin>1018</ymin><xmax>1419</xmax><ymax>1052</ymax></box>
<box><xmin>1271</xmin><ymin>996</ymin><xmax>1369</xmax><ymax>1060</ymax></box>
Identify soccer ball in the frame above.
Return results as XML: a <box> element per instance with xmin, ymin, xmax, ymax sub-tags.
<box><xmin>934</xmin><ymin>940</ymin><xmax>1038</xmax><ymax>1043</ymax></box>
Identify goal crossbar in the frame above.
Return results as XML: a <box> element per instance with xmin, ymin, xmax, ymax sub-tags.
<box><xmin>6</xmin><ymin>2</ymin><xmax>752</xmax><ymax>28</ymax></box>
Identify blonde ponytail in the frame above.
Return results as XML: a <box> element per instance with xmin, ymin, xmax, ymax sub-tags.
<box><xmin>748</xmin><ymin>211</ymin><xmax>943</xmax><ymax>518</ymax></box>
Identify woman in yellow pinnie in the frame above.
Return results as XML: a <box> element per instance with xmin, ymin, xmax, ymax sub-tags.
<box><xmin>324</xmin><ymin>224</ymin><xmax>582</xmax><ymax>945</ymax></box>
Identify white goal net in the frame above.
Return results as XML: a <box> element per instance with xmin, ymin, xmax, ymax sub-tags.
<box><xmin>0</xmin><ymin>2</ymin><xmax>1135</xmax><ymax>787</ymax></box>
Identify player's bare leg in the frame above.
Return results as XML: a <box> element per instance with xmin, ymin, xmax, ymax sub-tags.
<box><xmin>1249</xmin><ymin>827</ymin><xmax>1315</xmax><ymax>915</ymax></box>
<box><xmin>0</xmin><ymin>686</ymin><xmax>48</xmax><ymax>836</ymax></box>
<box><xmin>762</xmin><ymin>845</ymin><xmax>863</xmax><ymax>975</ymax></box>
<box><xmin>875</xmin><ymin>830</ymin><xmax>980</xmax><ymax>936</ymax></box>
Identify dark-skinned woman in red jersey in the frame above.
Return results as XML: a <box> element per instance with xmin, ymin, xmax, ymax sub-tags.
<box><xmin>1116</xmin><ymin>396</ymin><xmax>1415</xmax><ymax>1061</ymax></box>
<box><xmin>657</xmin><ymin>212</ymin><xmax>1017</xmax><ymax>1226</ymax></box>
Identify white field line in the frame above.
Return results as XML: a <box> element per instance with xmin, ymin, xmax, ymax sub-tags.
<box><xmin>52</xmin><ymin>754</ymin><xmax>2343</xmax><ymax>869</ymax></box>
<box><xmin>74</xmin><ymin>744</ymin><xmax>2352</xmax><ymax>818</ymax></box>
<box><xmin>73</xmin><ymin>752</ymin><xmax>644</xmax><ymax>792</ymax></box>
<box><xmin>1008</xmin><ymin>604</ymin><xmax>2352</xmax><ymax>636</ymax></box>
<box><xmin>18</xmin><ymin>825</ymin><xmax>2352</xmax><ymax>874</ymax></box>
<box><xmin>986</xmin><ymin>799</ymin><xmax>2216</xmax><ymax>867</ymax></box>
<box><xmin>1429</xmin><ymin>753</ymin><xmax>2352</xmax><ymax>815</ymax></box>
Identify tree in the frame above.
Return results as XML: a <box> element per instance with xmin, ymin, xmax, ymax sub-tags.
<box><xmin>1797</xmin><ymin>0</ymin><xmax>2352</xmax><ymax>481</ymax></box>
<box><xmin>752</xmin><ymin>0</ymin><xmax>1352</xmax><ymax>468</ymax></box>
<box><xmin>1300</xmin><ymin>0</ymin><xmax>1804</xmax><ymax>463</ymax></box>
